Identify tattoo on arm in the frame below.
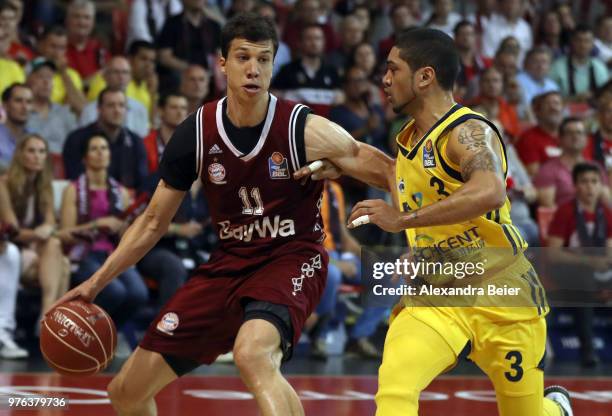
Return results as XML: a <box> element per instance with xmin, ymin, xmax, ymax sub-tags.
<box><xmin>461</xmin><ymin>149</ymin><xmax>503</xmax><ymax>181</ymax></box>
<box><xmin>457</xmin><ymin>120</ymin><xmax>488</xmax><ymax>151</ymax></box>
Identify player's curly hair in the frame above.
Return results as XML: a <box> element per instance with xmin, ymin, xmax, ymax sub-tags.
<box><xmin>221</xmin><ymin>12</ymin><xmax>279</xmax><ymax>59</ymax></box>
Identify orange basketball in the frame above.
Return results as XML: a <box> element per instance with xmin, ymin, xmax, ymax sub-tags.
<box><xmin>40</xmin><ymin>300</ymin><xmax>117</xmax><ymax>376</ymax></box>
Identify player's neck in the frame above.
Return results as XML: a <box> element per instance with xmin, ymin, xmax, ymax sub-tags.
<box><xmin>86</xmin><ymin>168</ymin><xmax>107</xmax><ymax>188</ymax></box>
<box><xmin>225</xmin><ymin>93</ymin><xmax>269</xmax><ymax>127</ymax></box>
<box><xmin>411</xmin><ymin>93</ymin><xmax>456</xmax><ymax>139</ymax></box>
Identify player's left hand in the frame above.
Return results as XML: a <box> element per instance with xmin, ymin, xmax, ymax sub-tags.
<box><xmin>293</xmin><ymin>159</ymin><xmax>341</xmax><ymax>183</ymax></box>
<box><xmin>347</xmin><ymin>199</ymin><xmax>405</xmax><ymax>233</ymax></box>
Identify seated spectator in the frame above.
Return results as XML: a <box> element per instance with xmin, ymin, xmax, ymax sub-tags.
<box><xmin>471</xmin><ymin>67</ymin><xmax>521</xmax><ymax>141</ymax></box>
<box><xmin>594</xmin><ymin>15</ymin><xmax>612</xmax><ymax>68</ymax></box>
<box><xmin>0</xmin><ymin>83</ymin><xmax>32</xmax><ymax>171</ymax></box>
<box><xmin>466</xmin><ymin>0</ymin><xmax>495</xmax><ymax>39</ymax></box>
<box><xmin>254</xmin><ymin>1</ymin><xmax>291</xmax><ymax>78</ymax></box>
<box><xmin>535</xmin><ymin>117</ymin><xmax>606</xmax><ymax>207</ymax></box>
<box><xmin>26</xmin><ymin>58</ymin><xmax>77</xmax><ymax>159</ymax></box>
<box><xmin>179</xmin><ymin>65</ymin><xmax>210</xmax><ymax>115</ymax></box>
<box><xmin>535</xmin><ymin>10</ymin><xmax>564</xmax><ymax>59</ymax></box>
<box><xmin>425</xmin><ymin>0</ymin><xmax>461</xmax><ymax>38</ymax></box>
<box><xmin>65</xmin><ymin>0</ymin><xmax>111</xmax><ymax>82</ymax></box>
<box><xmin>326</xmin><ymin>15</ymin><xmax>365</xmax><ymax>76</ymax></box>
<box><xmin>585</xmin><ymin>94</ymin><xmax>612</xmax><ymax>172</ymax></box>
<box><xmin>550</xmin><ymin>24</ymin><xmax>610</xmax><ymax>105</ymax></box>
<box><xmin>454</xmin><ymin>20</ymin><xmax>492</xmax><ymax>103</ymax></box>
<box><xmin>516</xmin><ymin>91</ymin><xmax>565</xmax><ymax>176</ymax></box>
<box><xmin>273</xmin><ymin>25</ymin><xmax>341</xmax><ymax>117</ymax></box>
<box><xmin>329</xmin><ymin>67</ymin><xmax>387</xmax><ymax>151</ymax></box>
<box><xmin>504</xmin><ymin>73</ymin><xmax>532</xmax><ymax>128</ymax></box>
<box><xmin>58</xmin><ymin>134</ymin><xmax>148</xmax><ymax>354</ymax></box>
<box><xmin>378</xmin><ymin>4</ymin><xmax>415</xmax><ymax>61</ymax></box>
<box><xmin>156</xmin><ymin>0</ymin><xmax>221</xmax><ymax>89</ymax></box>
<box><xmin>482</xmin><ymin>0</ymin><xmax>532</xmax><ymax>62</ymax></box>
<box><xmin>79</xmin><ymin>57</ymin><xmax>149</xmax><ymax>138</ymax></box>
<box><xmin>282</xmin><ymin>0</ymin><xmax>337</xmax><ymax>56</ymax></box>
<box><xmin>126</xmin><ymin>0</ymin><xmax>183</xmax><ymax>47</ymax></box>
<box><xmin>348</xmin><ymin>43</ymin><xmax>384</xmax><ymax>107</ymax></box>
<box><xmin>0</xmin><ymin>1</ymin><xmax>32</xmax><ymax>66</ymax></box>
<box><xmin>555</xmin><ymin>3</ymin><xmax>576</xmax><ymax>52</ymax></box>
<box><xmin>0</xmin><ymin>239</ymin><xmax>26</xmax><ymax>358</ymax></box>
<box><xmin>0</xmin><ymin>135</ymin><xmax>70</xmax><ymax>316</ymax></box>
<box><xmin>0</xmin><ymin>25</ymin><xmax>24</xmax><ymax>97</ymax></box>
<box><xmin>547</xmin><ymin>162</ymin><xmax>611</xmax><ymax>367</ymax></box>
<box><xmin>88</xmin><ymin>41</ymin><xmax>157</xmax><ymax>120</ymax></box>
<box><xmin>516</xmin><ymin>47</ymin><xmax>560</xmax><ymax>110</ymax></box>
<box><xmin>63</xmin><ymin>88</ymin><xmax>148</xmax><ymax>190</ymax></box>
<box><xmin>35</xmin><ymin>26</ymin><xmax>86</xmax><ymax>115</ymax></box>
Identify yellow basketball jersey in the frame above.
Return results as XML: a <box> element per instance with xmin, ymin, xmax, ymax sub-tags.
<box><xmin>395</xmin><ymin>104</ymin><xmax>526</xmax><ymax>253</ymax></box>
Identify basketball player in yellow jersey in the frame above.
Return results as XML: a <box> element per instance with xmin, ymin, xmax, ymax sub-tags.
<box><xmin>297</xmin><ymin>28</ymin><xmax>574</xmax><ymax>416</ymax></box>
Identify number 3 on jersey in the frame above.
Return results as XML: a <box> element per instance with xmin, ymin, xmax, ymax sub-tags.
<box><xmin>239</xmin><ymin>187</ymin><xmax>264</xmax><ymax>216</ymax></box>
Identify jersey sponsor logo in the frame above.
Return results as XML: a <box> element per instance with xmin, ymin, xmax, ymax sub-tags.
<box><xmin>268</xmin><ymin>152</ymin><xmax>290</xmax><ymax>179</ymax></box>
<box><xmin>156</xmin><ymin>312</ymin><xmax>179</xmax><ymax>335</ymax></box>
<box><xmin>208</xmin><ymin>163</ymin><xmax>227</xmax><ymax>184</ymax></box>
<box><xmin>217</xmin><ymin>215</ymin><xmax>295</xmax><ymax>242</ymax></box>
<box><xmin>423</xmin><ymin>139</ymin><xmax>436</xmax><ymax>168</ymax></box>
<box><xmin>208</xmin><ymin>144</ymin><xmax>223</xmax><ymax>154</ymax></box>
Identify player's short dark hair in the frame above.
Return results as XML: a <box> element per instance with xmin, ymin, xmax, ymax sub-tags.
<box><xmin>128</xmin><ymin>40</ymin><xmax>155</xmax><ymax>57</ymax></box>
<box><xmin>394</xmin><ymin>27</ymin><xmax>460</xmax><ymax>91</ymax></box>
<box><xmin>97</xmin><ymin>86</ymin><xmax>125</xmax><ymax>107</ymax></box>
<box><xmin>1</xmin><ymin>83</ymin><xmax>29</xmax><ymax>103</ymax></box>
<box><xmin>559</xmin><ymin>116</ymin><xmax>584</xmax><ymax>136</ymax></box>
<box><xmin>572</xmin><ymin>162</ymin><xmax>601</xmax><ymax>183</ymax></box>
<box><xmin>158</xmin><ymin>91</ymin><xmax>187</xmax><ymax>108</ymax></box>
<box><xmin>220</xmin><ymin>12</ymin><xmax>278</xmax><ymax>59</ymax></box>
<box><xmin>453</xmin><ymin>20</ymin><xmax>473</xmax><ymax>36</ymax></box>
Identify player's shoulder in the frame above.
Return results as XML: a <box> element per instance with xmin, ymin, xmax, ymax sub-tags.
<box><xmin>448</xmin><ymin>116</ymin><xmax>498</xmax><ymax>148</ymax></box>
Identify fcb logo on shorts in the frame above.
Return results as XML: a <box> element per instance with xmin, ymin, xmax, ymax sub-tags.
<box><xmin>156</xmin><ymin>312</ymin><xmax>179</xmax><ymax>335</ymax></box>
<box><xmin>423</xmin><ymin>139</ymin><xmax>436</xmax><ymax>168</ymax></box>
<box><xmin>208</xmin><ymin>163</ymin><xmax>227</xmax><ymax>184</ymax></box>
<box><xmin>268</xmin><ymin>152</ymin><xmax>289</xmax><ymax>179</ymax></box>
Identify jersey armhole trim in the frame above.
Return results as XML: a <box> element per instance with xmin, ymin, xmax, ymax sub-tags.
<box><xmin>195</xmin><ymin>106</ymin><xmax>205</xmax><ymax>180</ymax></box>
<box><xmin>288</xmin><ymin>104</ymin><xmax>310</xmax><ymax>172</ymax></box>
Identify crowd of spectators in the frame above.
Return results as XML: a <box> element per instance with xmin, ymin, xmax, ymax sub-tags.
<box><xmin>0</xmin><ymin>0</ymin><xmax>610</xmax><ymax>363</ymax></box>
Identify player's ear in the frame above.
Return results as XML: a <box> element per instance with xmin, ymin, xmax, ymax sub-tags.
<box><xmin>416</xmin><ymin>66</ymin><xmax>435</xmax><ymax>89</ymax></box>
<box><xmin>219</xmin><ymin>56</ymin><xmax>227</xmax><ymax>75</ymax></box>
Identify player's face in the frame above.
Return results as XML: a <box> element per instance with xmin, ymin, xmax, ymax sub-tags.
<box><xmin>221</xmin><ymin>38</ymin><xmax>274</xmax><ymax>100</ymax></box>
<box><xmin>20</xmin><ymin>137</ymin><xmax>47</xmax><ymax>173</ymax></box>
<box><xmin>575</xmin><ymin>172</ymin><xmax>602</xmax><ymax>205</ymax></box>
<box><xmin>85</xmin><ymin>136</ymin><xmax>111</xmax><ymax>170</ymax></box>
<box><xmin>382</xmin><ymin>47</ymin><xmax>416</xmax><ymax>115</ymax></box>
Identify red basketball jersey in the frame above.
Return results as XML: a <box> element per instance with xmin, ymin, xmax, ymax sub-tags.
<box><xmin>195</xmin><ymin>95</ymin><xmax>325</xmax><ymax>259</ymax></box>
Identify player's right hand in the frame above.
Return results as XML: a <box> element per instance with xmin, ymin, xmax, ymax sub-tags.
<box><xmin>293</xmin><ymin>159</ymin><xmax>341</xmax><ymax>182</ymax></box>
<box><xmin>44</xmin><ymin>279</ymin><xmax>101</xmax><ymax>317</ymax></box>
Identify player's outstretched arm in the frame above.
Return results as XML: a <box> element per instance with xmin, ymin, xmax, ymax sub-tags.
<box><xmin>347</xmin><ymin>119</ymin><xmax>506</xmax><ymax>231</ymax></box>
<box><xmin>48</xmin><ymin>180</ymin><xmax>186</xmax><ymax>310</ymax></box>
<box><xmin>302</xmin><ymin>114</ymin><xmax>395</xmax><ymax>191</ymax></box>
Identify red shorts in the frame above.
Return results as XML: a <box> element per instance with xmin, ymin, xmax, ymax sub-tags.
<box><xmin>140</xmin><ymin>241</ymin><xmax>328</xmax><ymax>365</ymax></box>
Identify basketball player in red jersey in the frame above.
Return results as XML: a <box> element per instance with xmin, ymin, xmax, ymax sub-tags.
<box><xmin>49</xmin><ymin>13</ymin><xmax>391</xmax><ymax>416</ymax></box>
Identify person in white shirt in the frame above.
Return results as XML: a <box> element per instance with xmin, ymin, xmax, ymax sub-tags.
<box><xmin>425</xmin><ymin>0</ymin><xmax>462</xmax><ymax>38</ymax></box>
<box><xmin>127</xmin><ymin>0</ymin><xmax>183</xmax><ymax>47</ymax></box>
<box><xmin>482</xmin><ymin>0</ymin><xmax>533</xmax><ymax>63</ymax></box>
<box><xmin>594</xmin><ymin>15</ymin><xmax>612</xmax><ymax>67</ymax></box>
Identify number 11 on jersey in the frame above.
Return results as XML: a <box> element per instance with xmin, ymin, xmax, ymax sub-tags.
<box><xmin>239</xmin><ymin>187</ymin><xmax>264</xmax><ymax>216</ymax></box>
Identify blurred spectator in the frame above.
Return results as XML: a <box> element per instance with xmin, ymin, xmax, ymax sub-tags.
<box><xmin>330</xmin><ymin>66</ymin><xmax>387</xmax><ymax>151</ymax></box>
<box><xmin>25</xmin><ymin>58</ymin><xmax>77</xmax><ymax>158</ymax></box>
<box><xmin>454</xmin><ymin>20</ymin><xmax>492</xmax><ymax>102</ymax></box>
<box><xmin>35</xmin><ymin>26</ymin><xmax>86</xmax><ymax>115</ymax></box>
<box><xmin>126</xmin><ymin>0</ymin><xmax>183</xmax><ymax>47</ymax></box>
<box><xmin>348</xmin><ymin>42</ymin><xmax>384</xmax><ymax>106</ymax></box>
<box><xmin>65</xmin><ymin>0</ymin><xmax>111</xmax><ymax>81</ymax></box>
<box><xmin>516</xmin><ymin>91</ymin><xmax>564</xmax><ymax>176</ymax></box>
<box><xmin>585</xmin><ymin>94</ymin><xmax>612</xmax><ymax>173</ymax></box>
<box><xmin>0</xmin><ymin>0</ymin><xmax>32</xmax><ymax>65</ymax></box>
<box><xmin>471</xmin><ymin>67</ymin><xmax>521</xmax><ymax>141</ymax></box>
<box><xmin>352</xmin><ymin>6</ymin><xmax>372</xmax><ymax>39</ymax></box>
<box><xmin>254</xmin><ymin>1</ymin><xmax>291</xmax><ymax>78</ymax></box>
<box><xmin>535</xmin><ymin>117</ymin><xmax>605</xmax><ymax>207</ymax></box>
<box><xmin>425</xmin><ymin>0</ymin><xmax>461</xmax><ymax>38</ymax></box>
<box><xmin>157</xmin><ymin>0</ymin><xmax>221</xmax><ymax>85</ymax></box>
<box><xmin>550</xmin><ymin>24</ymin><xmax>610</xmax><ymax>105</ymax></box>
<box><xmin>0</xmin><ymin>240</ymin><xmax>26</xmax><ymax>358</ymax></box>
<box><xmin>466</xmin><ymin>0</ymin><xmax>495</xmax><ymax>37</ymax></box>
<box><xmin>378</xmin><ymin>4</ymin><xmax>415</xmax><ymax>61</ymax></box>
<box><xmin>79</xmin><ymin>56</ymin><xmax>149</xmax><ymax>138</ymax></box>
<box><xmin>58</xmin><ymin>134</ymin><xmax>148</xmax><ymax>345</ymax></box>
<box><xmin>493</xmin><ymin>49</ymin><xmax>519</xmax><ymax>79</ymax></box>
<box><xmin>547</xmin><ymin>162</ymin><xmax>610</xmax><ymax>367</ymax></box>
<box><xmin>226</xmin><ymin>0</ymin><xmax>256</xmax><ymax>19</ymax></box>
<box><xmin>555</xmin><ymin>2</ymin><xmax>576</xmax><ymax>49</ymax></box>
<box><xmin>536</xmin><ymin>10</ymin><xmax>564</xmax><ymax>59</ymax></box>
<box><xmin>326</xmin><ymin>15</ymin><xmax>364</xmax><ymax>75</ymax></box>
<box><xmin>179</xmin><ymin>64</ymin><xmax>210</xmax><ymax>114</ymax></box>
<box><xmin>88</xmin><ymin>41</ymin><xmax>158</xmax><ymax>119</ymax></box>
<box><xmin>63</xmin><ymin>88</ymin><xmax>148</xmax><ymax>190</ymax></box>
<box><xmin>139</xmin><ymin>93</ymin><xmax>191</xmax><ymax>308</ymax></box>
<box><xmin>282</xmin><ymin>0</ymin><xmax>337</xmax><ymax>55</ymax></box>
<box><xmin>0</xmin><ymin>24</ymin><xmax>24</xmax><ymax>97</ymax></box>
<box><xmin>482</xmin><ymin>0</ymin><xmax>532</xmax><ymax>62</ymax></box>
<box><xmin>594</xmin><ymin>15</ymin><xmax>612</xmax><ymax>68</ymax></box>
<box><xmin>0</xmin><ymin>83</ymin><xmax>32</xmax><ymax>171</ymax></box>
<box><xmin>504</xmin><ymin>73</ymin><xmax>531</xmax><ymax>125</ymax></box>
<box><xmin>516</xmin><ymin>46</ymin><xmax>559</xmax><ymax>110</ymax></box>
<box><xmin>0</xmin><ymin>134</ymin><xmax>70</xmax><ymax>315</ymax></box>
<box><xmin>272</xmin><ymin>24</ymin><xmax>341</xmax><ymax>117</ymax></box>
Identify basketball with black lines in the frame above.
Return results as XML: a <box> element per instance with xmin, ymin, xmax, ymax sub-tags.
<box><xmin>39</xmin><ymin>300</ymin><xmax>117</xmax><ymax>376</ymax></box>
